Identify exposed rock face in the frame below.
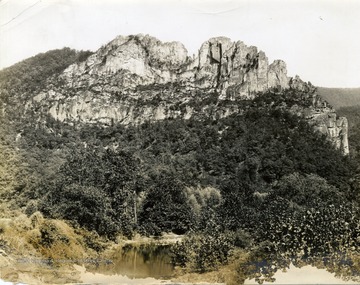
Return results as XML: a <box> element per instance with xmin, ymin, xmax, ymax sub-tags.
<box><xmin>268</xmin><ymin>60</ymin><xmax>290</xmax><ymax>90</ymax></box>
<box><xmin>59</xmin><ymin>35</ymin><xmax>290</xmax><ymax>98</ymax></box>
<box><xmin>62</xmin><ymin>35</ymin><xmax>189</xmax><ymax>89</ymax></box>
<box><xmin>189</xmin><ymin>37</ymin><xmax>289</xmax><ymax>98</ymax></box>
<box><xmin>306</xmin><ymin>99</ymin><xmax>349</xmax><ymax>154</ymax></box>
<box><xmin>28</xmin><ymin>34</ymin><xmax>349</xmax><ymax>154</ymax></box>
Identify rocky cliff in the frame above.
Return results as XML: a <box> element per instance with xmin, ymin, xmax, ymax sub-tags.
<box><xmin>25</xmin><ymin>34</ymin><xmax>349</xmax><ymax>154</ymax></box>
<box><xmin>56</xmin><ymin>35</ymin><xmax>290</xmax><ymax>97</ymax></box>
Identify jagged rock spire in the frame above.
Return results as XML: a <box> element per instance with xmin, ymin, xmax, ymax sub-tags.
<box><xmin>29</xmin><ymin>34</ymin><xmax>349</xmax><ymax>154</ymax></box>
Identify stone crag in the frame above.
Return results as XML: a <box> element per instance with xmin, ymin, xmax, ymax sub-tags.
<box><xmin>27</xmin><ymin>34</ymin><xmax>349</xmax><ymax>154</ymax></box>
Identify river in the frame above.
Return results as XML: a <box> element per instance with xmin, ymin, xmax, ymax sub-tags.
<box><xmin>0</xmin><ymin>244</ymin><xmax>358</xmax><ymax>284</ymax></box>
<box><xmin>77</xmin><ymin>245</ymin><xmax>360</xmax><ymax>285</ymax></box>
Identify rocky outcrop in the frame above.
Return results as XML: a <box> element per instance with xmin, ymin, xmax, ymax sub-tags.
<box><xmin>62</xmin><ymin>35</ymin><xmax>189</xmax><ymax>89</ymax></box>
<box><xmin>28</xmin><ymin>34</ymin><xmax>349</xmax><ymax>154</ymax></box>
<box><xmin>320</xmin><ymin>115</ymin><xmax>349</xmax><ymax>154</ymax></box>
<box><xmin>59</xmin><ymin>35</ymin><xmax>290</xmax><ymax>98</ymax></box>
<box><xmin>188</xmin><ymin>37</ymin><xmax>289</xmax><ymax>98</ymax></box>
<box><xmin>306</xmin><ymin>101</ymin><xmax>349</xmax><ymax>155</ymax></box>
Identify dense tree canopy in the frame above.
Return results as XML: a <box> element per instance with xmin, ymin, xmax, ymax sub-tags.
<box><xmin>7</xmin><ymin>90</ymin><xmax>357</xmax><ymax>244</ymax></box>
<box><xmin>1</xmin><ymin>58</ymin><xmax>359</xmax><ymax>275</ymax></box>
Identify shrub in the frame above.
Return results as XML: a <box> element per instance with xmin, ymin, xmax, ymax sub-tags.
<box><xmin>39</xmin><ymin>184</ymin><xmax>119</xmax><ymax>237</ymax></box>
<box><xmin>171</xmin><ymin>230</ymin><xmax>247</xmax><ymax>273</ymax></box>
<box><xmin>139</xmin><ymin>172</ymin><xmax>195</xmax><ymax>236</ymax></box>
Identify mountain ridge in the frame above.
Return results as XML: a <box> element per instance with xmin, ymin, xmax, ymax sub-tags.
<box><xmin>0</xmin><ymin>34</ymin><xmax>359</xmax><ymax>285</ymax></box>
<box><xmin>17</xmin><ymin>34</ymin><xmax>348</xmax><ymax>154</ymax></box>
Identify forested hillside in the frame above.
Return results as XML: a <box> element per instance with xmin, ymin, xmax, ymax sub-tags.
<box><xmin>317</xmin><ymin>87</ymin><xmax>360</xmax><ymax>108</ymax></box>
<box><xmin>14</xmin><ymin>92</ymin><xmax>359</xmax><ymax>238</ymax></box>
<box><xmin>2</xmin><ymin>87</ymin><xmax>359</xmax><ymax>282</ymax></box>
<box><xmin>0</xmin><ymin>39</ymin><xmax>359</xmax><ymax>284</ymax></box>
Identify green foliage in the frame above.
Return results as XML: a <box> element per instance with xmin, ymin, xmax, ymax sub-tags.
<box><xmin>235</xmin><ymin>241</ymin><xmax>289</xmax><ymax>284</ymax></box>
<box><xmin>37</xmin><ymin>144</ymin><xmax>139</xmax><ymax>238</ymax></box>
<box><xmin>76</xmin><ymin>50</ymin><xmax>94</xmax><ymax>63</ymax></box>
<box><xmin>0</xmin><ymin>48</ymin><xmax>93</xmax><ymax>127</ymax></box>
<box><xmin>184</xmin><ymin>186</ymin><xmax>223</xmax><ymax>230</ymax></box>
<box><xmin>255</xmin><ymin>196</ymin><xmax>360</xmax><ymax>258</ymax></box>
<box><xmin>2</xmin><ymin>82</ymin><xmax>358</xmax><ymax>278</ymax></box>
<box><xmin>172</xmin><ymin>231</ymin><xmax>235</xmax><ymax>272</ymax></box>
<box><xmin>0</xmin><ymin>112</ymin><xmax>28</xmax><ymax>202</ymax></box>
<box><xmin>40</xmin><ymin>184</ymin><xmax>116</xmax><ymax>237</ymax></box>
<box><xmin>271</xmin><ymin>173</ymin><xmax>344</xmax><ymax>207</ymax></box>
<box><xmin>0</xmin><ymin>48</ymin><xmax>92</xmax><ymax>99</ymax></box>
<box><xmin>16</xmin><ymin>91</ymin><xmax>360</xmax><ymax>240</ymax></box>
<box><xmin>0</xmin><ymin>143</ymin><xmax>23</xmax><ymax>199</ymax></box>
<box><xmin>139</xmin><ymin>172</ymin><xmax>195</xmax><ymax>235</ymax></box>
<box><xmin>1</xmin><ymin>46</ymin><xmax>359</xmax><ymax>279</ymax></box>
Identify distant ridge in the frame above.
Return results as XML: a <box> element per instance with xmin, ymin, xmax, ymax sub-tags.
<box><xmin>317</xmin><ymin>87</ymin><xmax>360</xmax><ymax>109</ymax></box>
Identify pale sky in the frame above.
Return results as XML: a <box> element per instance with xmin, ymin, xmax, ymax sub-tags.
<box><xmin>0</xmin><ymin>0</ymin><xmax>360</xmax><ymax>88</ymax></box>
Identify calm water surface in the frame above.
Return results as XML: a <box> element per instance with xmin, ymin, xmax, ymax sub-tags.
<box><xmin>82</xmin><ymin>244</ymin><xmax>358</xmax><ymax>285</ymax></box>
<box><xmin>89</xmin><ymin>243</ymin><xmax>174</xmax><ymax>279</ymax></box>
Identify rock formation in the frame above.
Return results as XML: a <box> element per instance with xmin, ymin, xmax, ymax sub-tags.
<box><xmin>57</xmin><ymin>35</ymin><xmax>291</xmax><ymax>97</ymax></box>
<box><xmin>27</xmin><ymin>34</ymin><xmax>349</xmax><ymax>154</ymax></box>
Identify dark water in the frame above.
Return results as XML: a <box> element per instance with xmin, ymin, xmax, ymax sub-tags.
<box><xmin>92</xmin><ymin>243</ymin><xmax>174</xmax><ymax>279</ymax></box>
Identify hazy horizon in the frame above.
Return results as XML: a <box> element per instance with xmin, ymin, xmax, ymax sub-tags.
<box><xmin>1</xmin><ymin>0</ymin><xmax>360</xmax><ymax>88</ymax></box>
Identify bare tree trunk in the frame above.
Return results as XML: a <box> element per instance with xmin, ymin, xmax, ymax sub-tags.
<box><xmin>134</xmin><ymin>190</ymin><xmax>137</xmax><ymax>225</ymax></box>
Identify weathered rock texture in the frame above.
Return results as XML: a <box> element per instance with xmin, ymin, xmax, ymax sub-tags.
<box><xmin>308</xmin><ymin>100</ymin><xmax>349</xmax><ymax>154</ymax></box>
<box><xmin>27</xmin><ymin>34</ymin><xmax>349</xmax><ymax>154</ymax></box>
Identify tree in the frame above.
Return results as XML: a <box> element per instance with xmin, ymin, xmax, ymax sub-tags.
<box><xmin>139</xmin><ymin>172</ymin><xmax>195</xmax><ymax>235</ymax></box>
<box><xmin>37</xmin><ymin>143</ymin><xmax>139</xmax><ymax>237</ymax></box>
<box><xmin>271</xmin><ymin>172</ymin><xmax>343</xmax><ymax>207</ymax></box>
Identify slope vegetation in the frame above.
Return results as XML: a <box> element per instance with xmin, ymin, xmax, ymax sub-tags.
<box><xmin>0</xmin><ymin>37</ymin><xmax>359</xmax><ymax>283</ymax></box>
<box><xmin>317</xmin><ymin>87</ymin><xmax>360</xmax><ymax>108</ymax></box>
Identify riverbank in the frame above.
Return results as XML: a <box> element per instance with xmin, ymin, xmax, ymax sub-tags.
<box><xmin>2</xmin><ymin>257</ymin><xmax>359</xmax><ymax>285</ymax></box>
<box><xmin>0</xmin><ymin>212</ymin><xmax>223</xmax><ymax>284</ymax></box>
<box><xmin>1</xmin><ymin>211</ymin><xmax>359</xmax><ymax>285</ymax></box>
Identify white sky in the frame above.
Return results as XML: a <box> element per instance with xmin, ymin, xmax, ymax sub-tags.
<box><xmin>0</xmin><ymin>0</ymin><xmax>360</xmax><ymax>88</ymax></box>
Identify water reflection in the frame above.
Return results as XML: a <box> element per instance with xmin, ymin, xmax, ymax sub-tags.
<box><xmin>82</xmin><ymin>243</ymin><xmax>359</xmax><ymax>284</ymax></box>
<box><xmin>87</xmin><ymin>243</ymin><xmax>174</xmax><ymax>279</ymax></box>
<box><xmin>76</xmin><ymin>264</ymin><xmax>168</xmax><ymax>285</ymax></box>
<box><xmin>244</xmin><ymin>263</ymin><xmax>359</xmax><ymax>284</ymax></box>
